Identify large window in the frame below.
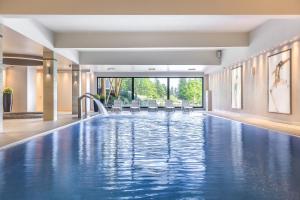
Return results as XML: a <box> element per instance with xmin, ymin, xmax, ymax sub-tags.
<box><xmin>134</xmin><ymin>78</ymin><xmax>167</xmax><ymax>107</ymax></box>
<box><xmin>97</xmin><ymin>78</ymin><xmax>132</xmax><ymax>107</ymax></box>
<box><xmin>97</xmin><ymin>77</ymin><xmax>203</xmax><ymax>108</ymax></box>
<box><xmin>169</xmin><ymin>78</ymin><xmax>203</xmax><ymax>107</ymax></box>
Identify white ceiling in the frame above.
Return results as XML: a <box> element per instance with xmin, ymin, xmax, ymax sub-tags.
<box><xmin>29</xmin><ymin>15</ymin><xmax>292</xmax><ymax>32</ymax></box>
<box><xmin>2</xmin><ymin>15</ymin><xmax>299</xmax><ymax>73</ymax></box>
<box><xmin>83</xmin><ymin>65</ymin><xmax>208</xmax><ymax>72</ymax></box>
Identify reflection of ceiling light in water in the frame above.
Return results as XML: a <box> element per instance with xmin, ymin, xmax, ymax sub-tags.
<box><xmin>148</xmin><ymin>68</ymin><xmax>156</xmax><ymax>71</ymax></box>
<box><xmin>107</xmin><ymin>67</ymin><xmax>115</xmax><ymax>71</ymax></box>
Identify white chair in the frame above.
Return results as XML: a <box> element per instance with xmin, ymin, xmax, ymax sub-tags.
<box><xmin>165</xmin><ymin>100</ymin><xmax>175</xmax><ymax>112</ymax></box>
<box><xmin>182</xmin><ymin>100</ymin><xmax>193</xmax><ymax>112</ymax></box>
<box><xmin>148</xmin><ymin>100</ymin><xmax>158</xmax><ymax>112</ymax></box>
<box><xmin>130</xmin><ymin>100</ymin><xmax>141</xmax><ymax>112</ymax></box>
<box><xmin>112</xmin><ymin>100</ymin><xmax>122</xmax><ymax>112</ymax></box>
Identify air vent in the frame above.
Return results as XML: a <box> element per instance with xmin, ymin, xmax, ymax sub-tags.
<box><xmin>148</xmin><ymin>67</ymin><xmax>156</xmax><ymax>71</ymax></box>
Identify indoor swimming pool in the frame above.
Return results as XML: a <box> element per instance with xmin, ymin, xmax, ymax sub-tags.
<box><xmin>0</xmin><ymin>112</ymin><xmax>299</xmax><ymax>200</ymax></box>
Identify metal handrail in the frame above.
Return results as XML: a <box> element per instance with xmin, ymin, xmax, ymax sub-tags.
<box><xmin>78</xmin><ymin>94</ymin><xmax>93</xmax><ymax>118</ymax></box>
<box><xmin>78</xmin><ymin>93</ymin><xmax>108</xmax><ymax>118</ymax></box>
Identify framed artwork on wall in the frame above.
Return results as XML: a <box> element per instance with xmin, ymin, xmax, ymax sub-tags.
<box><xmin>231</xmin><ymin>66</ymin><xmax>242</xmax><ymax>109</ymax></box>
<box><xmin>268</xmin><ymin>49</ymin><xmax>291</xmax><ymax>114</ymax></box>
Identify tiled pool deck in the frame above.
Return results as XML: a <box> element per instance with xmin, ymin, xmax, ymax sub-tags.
<box><xmin>0</xmin><ymin>113</ymin><xmax>99</xmax><ymax>149</ymax></box>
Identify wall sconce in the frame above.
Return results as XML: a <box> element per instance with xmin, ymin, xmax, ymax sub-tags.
<box><xmin>45</xmin><ymin>60</ymin><xmax>52</xmax><ymax>76</ymax></box>
<box><xmin>46</xmin><ymin>60</ymin><xmax>51</xmax><ymax>67</ymax></box>
<box><xmin>47</xmin><ymin>66</ymin><xmax>51</xmax><ymax>75</ymax></box>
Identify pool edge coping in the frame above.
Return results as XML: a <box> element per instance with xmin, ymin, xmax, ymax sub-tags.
<box><xmin>206</xmin><ymin>112</ymin><xmax>300</xmax><ymax>138</ymax></box>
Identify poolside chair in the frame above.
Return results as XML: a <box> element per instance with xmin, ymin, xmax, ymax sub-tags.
<box><xmin>112</xmin><ymin>100</ymin><xmax>122</xmax><ymax>112</ymax></box>
<box><xmin>148</xmin><ymin>100</ymin><xmax>158</xmax><ymax>112</ymax></box>
<box><xmin>130</xmin><ymin>100</ymin><xmax>141</xmax><ymax>112</ymax></box>
<box><xmin>182</xmin><ymin>100</ymin><xmax>193</xmax><ymax>112</ymax></box>
<box><xmin>165</xmin><ymin>100</ymin><xmax>175</xmax><ymax>112</ymax></box>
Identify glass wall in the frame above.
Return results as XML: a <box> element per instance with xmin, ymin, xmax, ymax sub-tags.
<box><xmin>97</xmin><ymin>77</ymin><xmax>203</xmax><ymax>108</ymax></box>
<box><xmin>134</xmin><ymin>78</ymin><xmax>167</xmax><ymax>107</ymax></box>
<box><xmin>97</xmin><ymin>78</ymin><xmax>132</xmax><ymax>107</ymax></box>
<box><xmin>169</xmin><ymin>78</ymin><xmax>203</xmax><ymax>107</ymax></box>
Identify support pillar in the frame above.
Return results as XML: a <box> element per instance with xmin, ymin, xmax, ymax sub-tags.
<box><xmin>101</xmin><ymin>78</ymin><xmax>106</xmax><ymax>97</ymax></box>
<box><xmin>72</xmin><ymin>64</ymin><xmax>81</xmax><ymax>115</ymax></box>
<box><xmin>43</xmin><ymin>48</ymin><xmax>58</xmax><ymax>121</ymax></box>
<box><xmin>0</xmin><ymin>24</ymin><xmax>3</xmax><ymax>131</ymax></box>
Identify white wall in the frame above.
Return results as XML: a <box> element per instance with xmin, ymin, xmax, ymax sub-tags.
<box><xmin>57</xmin><ymin>71</ymin><xmax>72</xmax><ymax>112</ymax></box>
<box><xmin>81</xmin><ymin>72</ymin><xmax>91</xmax><ymax>111</ymax></box>
<box><xmin>221</xmin><ymin>19</ymin><xmax>300</xmax><ymax>68</ymax></box>
<box><xmin>209</xmin><ymin>19</ymin><xmax>300</xmax><ymax>125</ymax></box>
<box><xmin>5</xmin><ymin>66</ymin><xmax>41</xmax><ymax>112</ymax></box>
<box><xmin>4</xmin><ymin>67</ymin><xmax>81</xmax><ymax>113</ymax></box>
<box><xmin>36</xmin><ymin>70</ymin><xmax>43</xmax><ymax>112</ymax></box>
<box><xmin>5</xmin><ymin>66</ymin><xmax>28</xmax><ymax>112</ymax></box>
<box><xmin>27</xmin><ymin>66</ymin><xmax>37</xmax><ymax>112</ymax></box>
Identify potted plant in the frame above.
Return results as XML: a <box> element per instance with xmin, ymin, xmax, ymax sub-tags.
<box><xmin>3</xmin><ymin>87</ymin><xmax>13</xmax><ymax>112</ymax></box>
<box><xmin>100</xmin><ymin>95</ymin><xmax>105</xmax><ymax>104</ymax></box>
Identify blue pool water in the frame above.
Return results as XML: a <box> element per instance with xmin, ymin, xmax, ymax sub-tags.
<box><xmin>0</xmin><ymin>112</ymin><xmax>300</xmax><ymax>200</ymax></box>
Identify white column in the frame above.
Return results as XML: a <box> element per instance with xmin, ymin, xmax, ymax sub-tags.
<box><xmin>43</xmin><ymin>48</ymin><xmax>58</xmax><ymax>121</ymax></box>
<box><xmin>72</xmin><ymin>64</ymin><xmax>81</xmax><ymax>115</ymax></box>
<box><xmin>26</xmin><ymin>66</ymin><xmax>37</xmax><ymax>112</ymax></box>
<box><xmin>0</xmin><ymin>24</ymin><xmax>3</xmax><ymax>131</ymax></box>
<box><xmin>89</xmin><ymin>71</ymin><xmax>96</xmax><ymax>110</ymax></box>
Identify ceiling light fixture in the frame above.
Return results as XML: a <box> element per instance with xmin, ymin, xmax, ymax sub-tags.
<box><xmin>107</xmin><ymin>67</ymin><xmax>115</xmax><ymax>71</ymax></box>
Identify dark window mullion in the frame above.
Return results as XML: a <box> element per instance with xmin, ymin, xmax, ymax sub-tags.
<box><xmin>167</xmin><ymin>78</ymin><xmax>170</xmax><ymax>100</ymax></box>
<box><xmin>132</xmin><ymin>77</ymin><xmax>135</xmax><ymax>100</ymax></box>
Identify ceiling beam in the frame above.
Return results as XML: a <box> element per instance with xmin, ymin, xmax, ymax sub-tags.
<box><xmin>55</xmin><ymin>32</ymin><xmax>249</xmax><ymax>48</ymax></box>
<box><xmin>93</xmin><ymin>71</ymin><xmax>205</xmax><ymax>77</ymax></box>
<box><xmin>2</xmin><ymin>18</ymin><xmax>79</xmax><ymax>63</ymax></box>
<box><xmin>79</xmin><ymin>50</ymin><xmax>220</xmax><ymax>65</ymax></box>
<box><xmin>0</xmin><ymin>0</ymin><xmax>300</xmax><ymax>14</ymax></box>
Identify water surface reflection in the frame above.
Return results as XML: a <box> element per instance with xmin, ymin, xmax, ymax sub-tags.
<box><xmin>0</xmin><ymin>112</ymin><xmax>299</xmax><ymax>199</ymax></box>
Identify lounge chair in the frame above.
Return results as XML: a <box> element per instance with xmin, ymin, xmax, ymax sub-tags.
<box><xmin>148</xmin><ymin>100</ymin><xmax>158</xmax><ymax>112</ymax></box>
<box><xmin>112</xmin><ymin>100</ymin><xmax>122</xmax><ymax>112</ymax></box>
<box><xmin>165</xmin><ymin>100</ymin><xmax>175</xmax><ymax>112</ymax></box>
<box><xmin>182</xmin><ymin>100</ymin><xmax>193</xmax><ymax>112</ymax></box>
<box><xmin>130</xmin><ymin>100</ymin><xmax>141</xmax><ymax>112</ymax></box>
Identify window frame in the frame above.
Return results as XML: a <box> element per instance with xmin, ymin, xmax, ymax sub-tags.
<box><xmin>97</xmin><ymin>77</ymin><xmax>204</xmax><ymax>108</ymax></box>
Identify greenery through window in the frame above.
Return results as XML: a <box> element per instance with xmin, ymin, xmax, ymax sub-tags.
<box><xmin>98</xmin><ymin>78</ymin><xmax>132</xmax><ymax>107</ymax></box>
<box><xmin>97</xmin><ymin>77</ymin><xmax>203</xmax><ymax>108</ymax></box>
<box><xmin>170</xmin><ymin>78</ymin><xmax>203</xmax><ymax>107</ymax></box>
<box><xmin>134</xmin><ymin>78</ymin><xmax>167</xmax><ymax>107</ymax></box>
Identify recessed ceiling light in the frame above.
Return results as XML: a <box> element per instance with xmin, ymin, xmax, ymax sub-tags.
<box><xmin>107</xmin><ymin>67</ymin><xmax>115</xmax><ymax>71</ymax></box>
<box><xmin>148</xmin><ymin>67</ymin><xmax>156</xmax><ymax>71</ymax></box>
